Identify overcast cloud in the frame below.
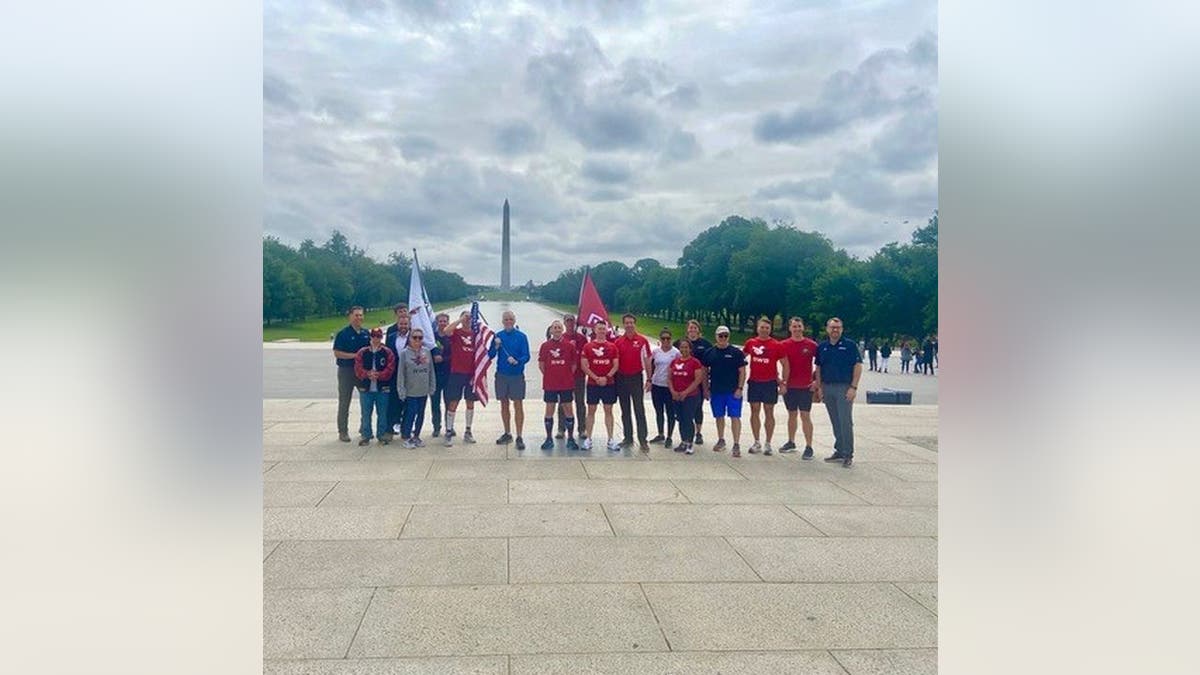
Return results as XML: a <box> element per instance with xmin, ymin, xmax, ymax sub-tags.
<box><xmin>265</xmin><ymin>0</ymin><xmax>938</xmax><ymax>285</ymax></box>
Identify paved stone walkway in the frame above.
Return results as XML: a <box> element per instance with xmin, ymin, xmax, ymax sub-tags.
<box><xmin>263</xmin><ymin>398</ymin><xmax>937</xmax><ymax>674</ymax></box>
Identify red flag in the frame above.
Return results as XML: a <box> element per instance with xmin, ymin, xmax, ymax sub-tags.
<box><xmin>576</xmin><ymin>268</ymin><xmax>611</xmax><ymax>328</ymax></box>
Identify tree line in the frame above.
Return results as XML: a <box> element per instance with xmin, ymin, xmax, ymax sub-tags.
<box><xmin>263</xmin><ymin>231</ymin><xmax>474</xmax><ymax>323</ymax></box>
<box><xmin>537</xmin><ymin>211</ymin><xmax>938</xmax><ymax>342</ymax></box>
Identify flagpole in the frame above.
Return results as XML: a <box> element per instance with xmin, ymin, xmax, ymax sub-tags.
<box><xmin>577</xmin><ymin>265</ymin><xmax>588</xmax><ymax>324</ymax></box>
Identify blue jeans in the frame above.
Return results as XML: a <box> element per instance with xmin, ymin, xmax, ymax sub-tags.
<box><xmin>359</xmin><ymin>390</ymin><xmax>389</xmax><ymax>439</ymax></box>
<box><xmin>402</xmin><ymin>395</ymin><xmax>427</xmax><ymax>439</ymax></box>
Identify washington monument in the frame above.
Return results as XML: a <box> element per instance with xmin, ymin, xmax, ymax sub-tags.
<box><xmin>500</xmin><ymin>198</ymin><xmax>511</xmax><ymax>291</ymax></box>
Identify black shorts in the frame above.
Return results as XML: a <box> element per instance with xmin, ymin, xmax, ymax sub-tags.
<box><xmin>784</xmin><ymin>387</ymin><xmax>813</xmax><ymax>412</ymax></box>
<box><xmin>444</xmin><ymin>372</ymin><xmax>478</xmax><ymax>402</ymax></box>
<box><xmin>543</xmin><ymin>389</ymin><xmax>575</xmax><ymax>403</ymax></box>
<box><xmin>747</xmin><ymin>380</ymin><xmax>779</xmax><ymax>404</ymax></box>
<box><xmin>586</xmin><ymin>383</ymin><xmax>617</xmax><ymax>405</ymax></box>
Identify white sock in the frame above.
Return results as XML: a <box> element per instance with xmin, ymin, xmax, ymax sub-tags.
<box><xmin>446</xmin><ymin>411</ymin><xmax>455</xmax><ymax>432</ymax></box>
<box><xmin>465</xmin><ymin>408</ymin><xmax>474</xmax><ymax>429</ymax></box>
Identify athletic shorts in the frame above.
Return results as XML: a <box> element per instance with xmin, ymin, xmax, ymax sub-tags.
<box><xmin>586</xmin><ymin>383</ymin><xmax>617</xmax><ymax>405</ymax></box>
<box><xmin>783</xmin><ymin>387</ymin><xmax>813</xmax><ymax>412</ymax></box>
<box><xmin>747</xmin><ymin>380</ymin><xmax>779</xmax><ymax>404</ymax></box>
<box><xmin>543</xmin><ymin>389</ymin><xmax>574</xmax><ymax>403</ymax></box>
<box><xmin>494</xmin><ymin>373</ymin><xmax>526</xmax><ymax>400</ymax></box>
<box><xmin>444</xmin><ymin>372</ymin><xmax>478</xmax><ymax>402</ymax></box>
<box><xmin>709</xmin><ymin>392</ymin><xmax>743</xmax><ymax>418</ymax></box>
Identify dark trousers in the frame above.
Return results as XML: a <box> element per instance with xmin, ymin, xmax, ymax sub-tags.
<box><xmin>616</xmin><ymin>372</ymin><xmax>648</xmax><ymax>442</ymax></box>
<box><xmin>821</xmin><ymin>382</ymin><xmax>855</xmax><ymax>458</ymax></box>
<box><xmin>431</xmin><ymin>370</ymin><xmax>447</xmax><ymax>431</ymax></box>
<box><xmin>387</xmin><ymin>386</ymin><xmax>406</xmax><ymax>433</ymax></box>
<box><xmin>557</xmin><ymin>376</ymin><xmax>588</xmax><ymax>434</ymax></box>
<box><xmin>650</xmin><ymin>384</ymin><xmax>676</xmax><ymax>437</ymax></box>
<box><xmin>675</xmin><ymin>394</ymin><xmax>701</xmax><ymax>443</ymax></box>
<box><xmin>336</xmin><ymin>366</ymin><xmax>357</xmax><ymax>435</ymax></box>
<box><xmin>869</xmin><ymin>353</ymin><xmax>878</xmax><ymax>370</ymax></box>
<box><xmin>402</xmin><ymin>395</ymin><xmax>427</xmax><ymax>438</ymax></box>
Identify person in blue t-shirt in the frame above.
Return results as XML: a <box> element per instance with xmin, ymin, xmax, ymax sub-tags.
<box><xmin>488</xmin><ymin>309</ymin><xmax>532</xmax><ymax>450</ymax></box>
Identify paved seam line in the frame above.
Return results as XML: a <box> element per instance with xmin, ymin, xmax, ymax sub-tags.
<box><xmin>343</xmin><ymin>586</ymin><xmax>377</xmax><ymax>659</ymax></box>
<box><xmin>312</xmin><ymin>481</ymin><xmax>340</xmax><ymax>508</ymax></box>
<box><xmin>891</xmin><ymin>581</ymin><xmax>938</xmax><ymax>618</ymax></box>
<box><xmin>598</xmin><ymin>503</ymin><xmax>618</xmax><ymax>536</ymax></box>
<box><xmin>396</xmin><ymin>506</ymin><xmax>414</xmax><ymax>539</ymax></box>
<box><xmin>783</xmin><ymin>504</ymin><xmax>831</xmax><ymax>537</ymax></box>
<box><xmin>638</xmin><ymin>583</ymin><xmax>673</xmax><ymax>652</ymax></box>
<box><xmin>827</xmin><ymin>649</ymin><xmax>854</xmax><ymax>675</ymax></box>
<box><xmin>723</xmin><ymin>536</ymin><xmax>766</xmax><ymax>582</ymax></box>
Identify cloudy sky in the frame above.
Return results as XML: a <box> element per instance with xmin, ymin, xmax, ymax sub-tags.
<box><xmin>265</xmin><ymin>0</ymin><xmax>937</xmax><ymax>285</ymax></box>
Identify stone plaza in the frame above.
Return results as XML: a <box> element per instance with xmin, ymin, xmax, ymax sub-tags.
<box><xmin>263</xmin><ymin>390</ymin><xmax>937</xmax><ymax>673</ymax></box>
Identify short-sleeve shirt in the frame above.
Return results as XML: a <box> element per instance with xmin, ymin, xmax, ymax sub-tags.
<box><xmin>581</xmin><ymin>340</ymin><xmax>619</xmax><ymax>385</ymax></box>
<box><xmin>702</xmin><ymin>345</ymin><xmax>746</xmax><ymax>394</ymax></box>
<box><xmin>449</xmin><ymin>328</ymin><xmax>476</xmax><ymax>375</ymax></box>
<box><xmin>650</xmin><ymin>345</ymin><xmax>680</xmax><ymax>387</ymax></box>
<box><xmin>614</xmin><ymin>333</ymin><xmax>651</xmax><ymax>375</ymax></box>
<box><xmin>539</xmin><ymin>338</ymin><xmax>578</xmax><ymax>391</ymax></box>
<box><xmin>779</xmin><ymin>337</ymin><xmax>818</xmax><ymax>388</ymax></box>
<box><xmin>742</xmin><ymin>337</ymin><xmax>783</xmax><ymax>383</ymax></box>
<box><xmin>333</xmin><ymin>325</ymin><xmax>370</xmax><ymax>367</ymax></box>
<box><xmin>669</xmin><ymin>356</ymin><xmax>704</xmax><ymax>395</ymax></box>
<box><xmin>566</xmin><ymin>331</ymin><xmax>588</xmax><ymax>372</ymax></box>
<box><xmin>815</xmin><ymin>337</ymin><xmax>862</xmax><ymax>384</ymax></box>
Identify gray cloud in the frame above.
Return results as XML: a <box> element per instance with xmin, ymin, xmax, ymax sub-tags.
<box><xmin>661</xmin><ymin>129</ymin><xmax>701</xmax><ymax>163</ymax></box>
<box><xmin>580</xmin><ymin>158</ymin><xmax>633</xmax><ymax>184</ymax></box>
<box><xmin>396</xmin><ymin>134</ymin><xmax>440</xmax><ymax>160</ymax></box>
<box><xmin>263</xmin><ymin>74</ymin><xmax>299</xmax><ymax>111</ymax></box>
<box><xmin>756</xmin><ymin>179</ymin><xmax>834</xmax><ymax>201</ymax></box>
<box><xmin>661</xmin><ymin>82</ymin><xmax>700</xmax><ymax>110</ymax></box>
<box><xmin>494</xmin><ymin>120</ymin><xmax>543</xmax><ymax>155</ymax></box>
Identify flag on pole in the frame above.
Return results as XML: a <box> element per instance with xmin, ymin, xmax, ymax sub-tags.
<box><xmin>576</xmin><ymin>267</ymin><xmax>611</xmax><ymax>329</ymax></box>
<box><xmin>408</xmin><ymin>250</ymin><xmax>437</xmax><ymax>351</ymax></box>
<box><xmin>470</xmin><ymin>301</ymin><xmax>495</xmax><ymax>406</ymax></box>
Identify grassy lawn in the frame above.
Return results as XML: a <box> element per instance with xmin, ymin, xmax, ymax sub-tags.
<box><xmin>531</xmin><ymin>300</ymin><xmax>756</xmax><ymax>341</ymax></box>
<box><xmin>263</xmin><ymin>299</ymin><xmax>468</xmax><ymax>342</ymax></box>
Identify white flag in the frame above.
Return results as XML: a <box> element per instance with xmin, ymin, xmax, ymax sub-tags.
<box><xmin>408</xmin><ymin>256</ymin><xmax>437</xmax><ymax>351</ymax></box>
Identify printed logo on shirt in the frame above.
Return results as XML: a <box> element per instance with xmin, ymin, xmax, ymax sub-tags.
<box><xmin>751</xmin><ymin>345</ymin><xmax>765</xmax><ymax>355</ymax></box>
<box><xmin>591</xmin><ymin>347</ymin><xmax>607</xmax><ymax>357</ymax></box>
<box><xmin>550</xmin><ymin>348</ymin><xmax>561</xmax><ymax>358</ymax></box>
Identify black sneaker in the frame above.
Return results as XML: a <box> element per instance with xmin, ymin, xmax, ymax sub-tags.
<box><xmin>358</xmin><ymin>438</ymin><xmax>371</xmax><ymax>446</ymax></box>
<box><xmin>339</xmin><ymin>433</ymin><xmax>351</xmax><ymax>443</ymax></box>
<box><xmin>694</xmin><ymin>432</ymin><xmax>704</xmax><ymax>445</ymax></box>
<box><xmin>540</xmin><ymin>437</ymin><xmax>554</xmax><ymax>450</ymax></box>
<box><xmin>621</xmin><ymin>437</ymin><xmax>634</xmax><ymax>448</ymax></box>
<box><xmin>495</xmin><ymin>433</ymin><xmax>513</xmax><ymax>445</ymax></box>
<box><xmin>638</xmin><ymin>440</ymin><xmax>650</xmax><ymax>453</ymax></box>
<box><xmin>842</xmin><ymin>456</ymin><xmax>853</xmax><ymax>468</ymax></box>
<box><xmin>431</xmin><ymin>428</ymin><xmax>441</xmax><ymax>438</ymax></box>
<box><xmin>648</xmin><ymin>434</ymin><xmax>665</xmax><ymax>444</ymax></box>
<box><xmin>565</xmin><ymin>438</ymin><xmax>579</xmax><ymax>451</ymax></box>
<box><xmin>515</xmin><ymin>437</ymin><xmax>526</xmax><ymax>451</ymax></box>
<box><xmin>664</xmin><ymin>436</ymin><xmax>673</xmax><ymax>448</ymax></box>
<box><xmin>779</xmin><ymin>441</ymin><xmax>797</xmax><ymax>453</ymax></box>
<box><xmin>673</xmin><ymin>442</ymin><xmax>687</xmax><ymax>452</ymax></box>
<box><xmin>823</xmin><ymin>454</ymin><xmax>844</xmax><ymax>463</ymax></box>
<box><xmin>445</xmin><ymin>429</ymin><xmax>457</xmax><ymax>439</ymax></box>
<box><xmin>712</xmin><ymin>439</ymin><xmax>726</xmax><ymax>452</ymax></box>
<box><xmin>802</xmin><ymin>446</ymin><xmax>814</xmax><ymax>460</ymax></box>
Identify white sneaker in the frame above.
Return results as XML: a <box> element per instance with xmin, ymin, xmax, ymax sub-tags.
<box><xmin>607</xmin><ymin>439</ymin><xmax>620</xmax><ymax>452</ymax></box>
<box><xmin>393</xmin><ymin>423</ymin><xmax>402</xmax><ymax>434</ymax></box>
<box><xmin>582</xmin><ymin>437</ymin><xmax>593</xmax><ymax>451</ymax></box>
<box><xmin>402</xmin><ymin>438</ymin><xmax>416</xmax><ymax>449</ymax></box>
<box><xmin>763</xmin><ymin>442</ymin><xmax>773</xmax><ymax>456</ymax></box>
<box><xmin>685</xmin><ymin>444</ymin><xmax>694</xmax><ymax>455</ymax></box>
<box><xmin>750</xmin><ymin>441</ymin><xmax>762</xmax><ymax>453</ymax></box>
<box><xmin>444</xmin><ymin>434</ymin><xmax>453</xmax><ymax>447</ymax></box>
<box><xmin>413</xmin><ymin>437</ymin><xmax>425</xmax><ymax>447</ymax></box>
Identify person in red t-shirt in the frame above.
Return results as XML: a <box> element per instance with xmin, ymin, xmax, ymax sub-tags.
<box><xmin>778</xmin><ymin>316</ymin><xmax>820</xmax><ymax>458</ymax></box>
<box><xmin>552</xmin><ymin>314</ymin><xmax>590</xmax><ymax>440</ymax></box>
<box><xmin>439</xmin><ymin>310</ymin><xmax>479</xmax><ymax>446</ymax></box>
<box><xmin>580</xmin><ymin>322</ymin><xmax>621</xmax><ymax>452</ymax></box>
<box><xmin>614</xmin><ymin>313</ymin><xmax>652</xmax><ymax>452</ymax></box>
<box><xmin>538</xmin><ymin>319</ymin><xmax>579</xmax><ymax>451</ymax></box>
<box><xmin>668</xmin><ymin>338</ymin><xmax>706</xmax><ymax>455</ymax></box>
<box><xmin>742</xmin><ymin>317</ymin><xmax>790</xmax><ymax>456</ymax></box>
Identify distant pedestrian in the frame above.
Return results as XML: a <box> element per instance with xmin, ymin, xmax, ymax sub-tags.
<box><xmin>778</xmin><ymin>317</ymin><xmax>819</xmax><ymax>458</ymax></box>
<box><xmin>581</xmin><ymin>321</ymin><xmax>621</xmax><ymax>451</ymax></box>
<box><xmin>538</xmin><ymin>319</ymin><xmax>579</xmax><ymax>451</ymax></box>
<box><xmin>814</xmin><ymin>317</ymin><xmax>862</xmax><ymax>468</ymax></box>
<box><xmin>353</xmin><ymin>327</ymin><xmax>396</xmax><ymax>446</ymax></box>
<box><xmin>489</xmin><ymin>310</ymin><xmax>531</xmax><ymax>450</ymax></box>
<box><xmin>880</xmin><ymin>341</ymin><xmax>892</xmax><ymax>373</ymax></box>
<box><xmin>867</xmin><ymin>340</ymin><xmax>878</xmax><ymax>372</ymax></box>
<box><xmin>901</xmin><ymin>342</ymin><xmax>913</xmax><ymax>373</ymax></box>
<box><xmin>332</xmin><ymin>306</ymin><xmax>370</xmax><ymax>442</ymax></box>
<box><xmin>648</xmin><ymin>328</ymin><xmax>681</xmax><ymax>447</ymax></box>
<box><xmin>395</xmin><ymin>327</ymin><xmax>435</xmax><ymax>448</ymax></box>
<box><xmin>703</xmin><ymin>325</ymin><xmax>747</xmax><ymax>457</ymax></box>
<box><xmin>614</xmin><ymin>314</ymin><xmax>652</xmax><ymax>452</ymax></box>
<box><xmin>922</xmin><ymin>336</ymin><xmax>935</xmax><ymax>375</ymax></box>
<box><xmin>930</xmin><ymin>334</ymin><xmax>939</xmax><ymax>368</ymax></box>
<box><xmin>668</xmin><ymin>338</ymin><xmax>706</xmax><ymax>455</ymax></box>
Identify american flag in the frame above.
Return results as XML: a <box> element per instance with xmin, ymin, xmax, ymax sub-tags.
<box><xmin>470</xmin><ymin>301</ymin><xmax>495</xmax><ymax>406</ymax></box>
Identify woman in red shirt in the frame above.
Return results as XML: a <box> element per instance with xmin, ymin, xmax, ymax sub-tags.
<box><xmin>668</xmin><ymin>339</ymin><xmax>706</xmax><ymax>455</ymax></box>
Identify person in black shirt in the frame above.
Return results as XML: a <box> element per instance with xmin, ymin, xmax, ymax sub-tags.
<box><xmin>675</xmin><ymin>320</ymin><xmax>713</xmax><ymax>445</ymax></box>
<box><xmin>867</xmin><ymin>340</ymin><xmax>878</xmax><ymax>372</ymax></box>
<box><xmin>702</xmin><ymin>325</ymin><xmax>747</xmax><ymax>457</ymax></box>
<box><xmin>331</xmin><ymin>306</ymin><xmax>370</xmax><ymax>442</ymax></box>
<box><xmin>880</xmin><ymin>341</ymin><xmax>892</xmax><ymax>373</ymax></box>
<box><xmin>430</xmin><ymin>312</ymin><xmax>451</xmax><ymax>437</ymax></box>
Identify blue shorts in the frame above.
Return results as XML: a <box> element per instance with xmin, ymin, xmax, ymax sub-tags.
<box><xmin>709</xmin><ymin>392</ymin><xmax>743</xmax><ymax>418</ymax></box>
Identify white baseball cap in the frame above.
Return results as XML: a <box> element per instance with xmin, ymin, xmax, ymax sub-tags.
<box><xmin>715</xmin><ymin>325</ymin><xmax>730</xmax><ymax>336</ymax></box>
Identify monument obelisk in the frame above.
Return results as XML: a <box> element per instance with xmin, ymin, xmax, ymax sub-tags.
<box><xmin>500</xmin><ymin>198</ymin><xmax>511</xmax><ymax>291</ymax></box>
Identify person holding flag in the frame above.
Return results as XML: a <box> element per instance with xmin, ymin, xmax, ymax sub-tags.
<box><xmin>488</xmin><ymin>309</ymin><xmax>531</xmax><ymax>451</ymax></box>
<box><xmin>440</xmin><ymin>309</ymin><xmax>481</xmax><ymax>446</ymax></box>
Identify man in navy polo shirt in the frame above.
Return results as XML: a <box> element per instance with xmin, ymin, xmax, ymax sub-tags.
<box><xmin>332</xmin><ymin>306</ymin><xmax>370</xmax><ymax>442</ymax></box>
<box><xmin>813</xmin><ymin>317</ymin><xmax>863</xmax><ymax>468</ymax></box>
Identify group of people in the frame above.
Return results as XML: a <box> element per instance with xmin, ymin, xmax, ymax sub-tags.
<box><xmin>864</xmin><ymin>336</ymin><xmax>938</xmax><ymax>374</ymax></box>
<box><xmin>333</xmin><ymin>305</ymin><xmax>864</xmax><ymax>467</ymax></box>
